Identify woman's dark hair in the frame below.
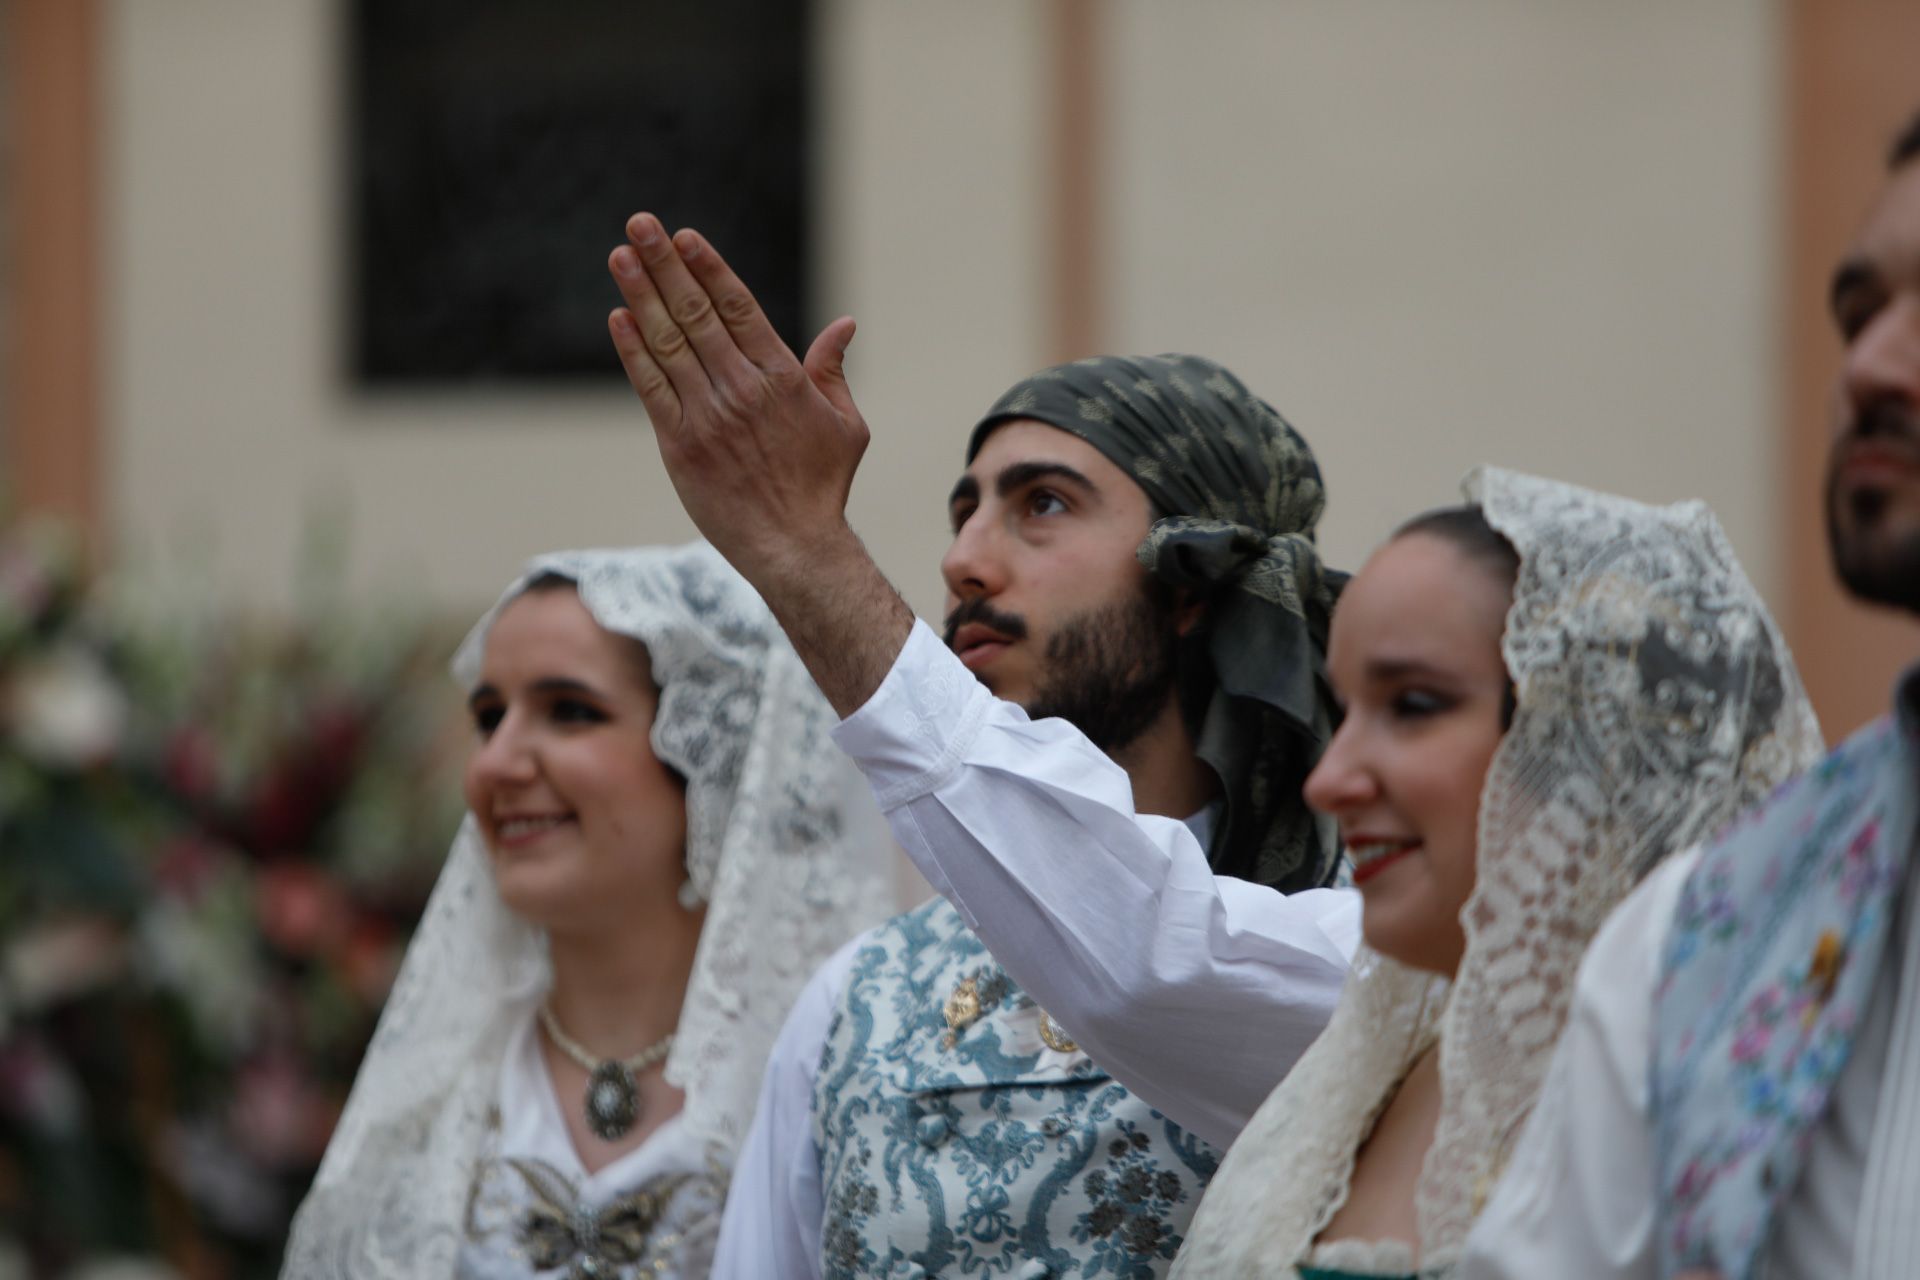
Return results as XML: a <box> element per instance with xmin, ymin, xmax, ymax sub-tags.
<box><xmin>1393</xmin><ymin>505</ymin><xmax>1520</xmax><ymax>587</ymax></box>
<box><xmin>1392</xmin><ymin>504</ymin><xmax>1521</xmax><ymax>728</ymax></box>
<box><xmin>511</xmin><ymin>570</ymin><xmax>663</xmax><ymax>694</ymax></box>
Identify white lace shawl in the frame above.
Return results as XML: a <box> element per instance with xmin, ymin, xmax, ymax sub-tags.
<box><xmin>280</xmin><ymin>543</ymin><xmax>896</xmax><ymax>1278</ymax></box>
<box><xmin>1171</xmin><ymin>468</ymin><xmax>1826</xmax><ymax>1278</ymax></box>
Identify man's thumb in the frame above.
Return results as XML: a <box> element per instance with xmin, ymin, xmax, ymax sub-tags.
<box><xmin>803</xmin><ymin>316</ymin><xmax>858</xmax><ymax>403</ymax></box>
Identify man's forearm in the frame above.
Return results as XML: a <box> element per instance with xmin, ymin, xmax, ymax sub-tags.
<box><xmin>752</xmin><ymin>522</ymin><xmax>917</xmax><ymax>718</ymax></box>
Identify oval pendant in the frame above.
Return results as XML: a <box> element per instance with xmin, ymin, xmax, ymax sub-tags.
<box><xmin>584</xmin><ymin>1061</ymin><xmax>641</xmax><ymax>1141</ymax></box>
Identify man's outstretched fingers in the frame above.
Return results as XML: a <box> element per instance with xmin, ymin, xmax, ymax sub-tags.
<box><xmin>674</xmin><ymin>229</ymin><xmax>796</xmax><ymax>373</ymax></box>
<box><xmin>608</xmin><ymin>307</ymin><xmax>681</xmax><ymax>430</ymax></box>
<box><xmin>623</xmin><ymin>213</ymin><xmax>753</xmax><ymax>384</ymax></box>
<box><xmin>609</xmin><ymin>239</ymin><xmax>711</xmax><ymax>400</ymax></box>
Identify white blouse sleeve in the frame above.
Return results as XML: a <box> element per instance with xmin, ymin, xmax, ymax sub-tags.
<box><xmin>829</xmin><ymin>620</ymin><xmax>1362</xmax><ymax>1148</ymax></box>
<box><xmin>709</xmin><ymin>937</ymin><xmax>861</xmax><ymax>1280</ymax></box>
<box><xmin>1458</xmin><ymin>846</ymin><xmax>1698</xmax><ymax>1280</ymax></box>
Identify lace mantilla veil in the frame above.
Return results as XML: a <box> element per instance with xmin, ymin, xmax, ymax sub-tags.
<box><xmin>281</xmin><ymin>544</ymin><xmax>896</xmax><ymax>1278</ymax></box>
<box><xmin>1171</xmin><ymin>468</ymin><xmax>1825</xmax><ymax>1278</ymax></box>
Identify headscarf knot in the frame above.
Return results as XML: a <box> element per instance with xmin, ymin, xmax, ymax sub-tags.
<box><xmin>1140</xmin><ymin>517</ymin><xmax>1334</xmax><ymax>622</ymax></box>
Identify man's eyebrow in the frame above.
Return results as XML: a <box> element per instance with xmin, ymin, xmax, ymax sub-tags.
<box><xmin>948</xmin><ymin>474</ymin><xmax>980</xmax><ymax>508</ymax></box>
<box><xmin>1830</xmin><ymin>256</ymin><xmax>1877</xmax><ymax>316</ymax></box>
<box><xmin>994</xmin><ymin>460</ymin><xmax>1096</xmax><ymax>499</ymax></box>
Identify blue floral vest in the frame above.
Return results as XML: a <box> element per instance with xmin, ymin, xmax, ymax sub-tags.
<box><xmin>1653</xmin><ymin>708</ymin><xmax>1919</xmax><ymax>1278</ymax></box>
<box><xmin>811</xmin><ymin>898</ymin><xmax>1219</xmax><ymax>1279</ymax></box>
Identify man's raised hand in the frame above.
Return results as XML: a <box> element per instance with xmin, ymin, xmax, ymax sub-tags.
<box><xmin>607</xmin><ymin>212</ymin><xmax>868</xmax><ymax>588</ymax></box>
<box><xmin>606</xmin><ymin>213</ymin><xmax>913</xmax><ymax>716</ymax></box>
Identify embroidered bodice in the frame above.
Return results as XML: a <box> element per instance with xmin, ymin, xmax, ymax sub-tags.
<box><xmin>811</xmin><ymin>898</ymin><xmax>1219</xmax><ymax>1278</ymax></box>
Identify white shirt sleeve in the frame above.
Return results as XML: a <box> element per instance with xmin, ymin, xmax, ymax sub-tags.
<box><xmin>709</xmin><ymin>937</ymin><xmax>862</xmax><ymax>1280</ymax></box>
<box><xmin>829</xmin><ymin>620</ymin><xmax>1362</xmax><ymax>1148</ymax></box>
<box><xmin>1457</xmin><ymin>846</ymin><xmax>1698</xmax><ymax>1280</ymax></box>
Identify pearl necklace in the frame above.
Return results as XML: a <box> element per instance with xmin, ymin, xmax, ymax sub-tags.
<box><xmin>538</xmin><ymin>1005</ymin><xmax>675</xmax><ymax>1142</ymax></box>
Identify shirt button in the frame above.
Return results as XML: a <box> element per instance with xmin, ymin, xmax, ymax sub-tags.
<box><xmin>916</xmin><ymin>1114</ymin><xmax>953</xmax><ymax>1147</ymax></box>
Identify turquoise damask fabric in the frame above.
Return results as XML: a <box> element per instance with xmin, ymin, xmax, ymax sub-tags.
<box><xmin>813</xmin><ymin>898</ymin><xmax>1219</xmax><ymax>1278</ymax></box>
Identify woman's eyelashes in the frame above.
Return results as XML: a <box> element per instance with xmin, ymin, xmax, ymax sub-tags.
<box><xmin>470</xmin><ymin>702</ymin><xmax>504</xmax><ymax>737</ymax></box>
<box><xmin>548</xmin><ymin>697</ymin><xmax>609</xmax><ymax>726</ymax></box>
<box><xmin>1388</xmin><ymin>687</ymin><xmax>1454</xmax><ymax>720</ymax></box>
<box><xmin>468</xmin><ymin>696</ymin><xmax>609</xmax><ymax>738</ymax></box>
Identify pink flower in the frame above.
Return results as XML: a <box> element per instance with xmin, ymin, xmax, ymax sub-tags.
<box><xmin>163</xmin><ymin>727</ymin><xmax>222</xmax><ymax>804</ymax></box>
<box><xmin>1731</xmin><ymin>1020</ymin><xmax>1773</xmax><ymax>1064</ymax></box>
<box><xmin>255</xmin><ymin>862</ymin><xmax>349</xmax><ymax>958</ymax></box>
<box><xmin>338</xmin><ymin>917</ymin><xmax>401</xmax><ymax>1005</ymax></box>
<box><xmin>229</xmin><ymin>1054</ymin><xmax>336</xmax><ymax>1168</ymax></box>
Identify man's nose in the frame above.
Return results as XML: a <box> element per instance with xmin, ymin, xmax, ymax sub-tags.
<box><xmin>1842</xmin><ymin>293</ymin><xmax>1920</xmax><ymax>423</ymax></box>
<box><xmin>941</xmin><ymin>515</ymin><xmax>1011</xmax><ymax>601</ymax></box>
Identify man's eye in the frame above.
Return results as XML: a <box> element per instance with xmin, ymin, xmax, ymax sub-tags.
<box><xmin>1836</xmin><ymin>292</ymin><xmax>1886</xmax><ymax>343</ymax></box>
<box><xmin>471</xmin><ymin>706</ymin><xmax>503</xmax><ymax>736</ymax></box>
<box><xmin>950</xmin><ymin>504</ymin><xmax>976</xmax><ymax>534</ymax></box>
<box><xmin>1027</xmin><ymin>490</ymin><xmax>1067</xmax><ymax>517</ymax></box>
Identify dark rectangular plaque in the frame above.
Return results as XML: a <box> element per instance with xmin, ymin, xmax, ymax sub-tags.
<box><xmin>349</xmin><ymin>0</ymin><xmax>810</xmax><ymax>385</ymax></box>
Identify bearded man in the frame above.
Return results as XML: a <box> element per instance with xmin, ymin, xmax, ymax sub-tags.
<box><xmin>1462</xmin><ymin>108</ymin><xmax>1920</xmax><ymax>1280</ymax></box>
<box><xmin>600</xmin><ymin>215</ymin><xmax>1359</xmax><ymax>1276</ymax></box>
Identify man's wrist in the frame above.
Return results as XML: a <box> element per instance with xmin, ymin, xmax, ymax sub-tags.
<box><xmin>750</xmin><ymin>522</ymin><xmax>914</xmax><ymax>717</ymax></box>
<box><xmin>749</xmin><ymin>520</ymin><xmax>863</xmax><ymax>604</ymax></box>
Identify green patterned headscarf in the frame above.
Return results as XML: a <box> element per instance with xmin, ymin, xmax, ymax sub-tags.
<box><xmin>968</xmin><ymin>353</ymin><xmax>1345</xmax><ymax>892</ymax></box>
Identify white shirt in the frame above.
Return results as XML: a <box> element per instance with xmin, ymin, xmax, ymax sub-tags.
<box><xmin>1460</xmin><ymin>839</ymin><xmax>1920</xmax><ymax>1280</ymax></box>
<box><xmin>710</xmin><ymin>620</ymin><xmax>1360</xmax><ymax>1280</ymax></box>
<box><xmin>458</xmin><ymin>1014</ymin><xmax>730</xmax><ymax>1279</ymax></box>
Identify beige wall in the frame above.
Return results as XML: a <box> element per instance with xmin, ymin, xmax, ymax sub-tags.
<box><xmin>105</xmin><ymin>0</ymin><xmax>1044</xmax><ymax>618</ymax></box>
<box><xmin>105</xmin><ymin>1</ymin><xmax>1784</xmax><ymax>625</ymax></box>
<box><xmin>1105</xmin><ymin>0</ymin><xmax>1783</xmax><ymax>587</ymax></box>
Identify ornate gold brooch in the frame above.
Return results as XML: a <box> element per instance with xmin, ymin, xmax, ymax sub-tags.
<box><xmin>943</xmin><ymin>975</ymin><xmax>983</xmax><ymax>1049</ymax></box>
<box><xmin>1036</xmin><ymin>1009</ymin><xmax>1078</xmax><ymax>1054</ymax></box>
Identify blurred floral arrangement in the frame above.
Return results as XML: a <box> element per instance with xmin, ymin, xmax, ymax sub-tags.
<box><xmin>0</xmin><ymin>516</ymin><xmax>467</xmax><ymax>1279</ymax></box>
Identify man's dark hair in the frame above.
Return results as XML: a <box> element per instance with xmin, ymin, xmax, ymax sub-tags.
<box><xmin>1891</xmin><ymin>107</ymin><xmax>1920</xmax><ymax>170</ymax></box>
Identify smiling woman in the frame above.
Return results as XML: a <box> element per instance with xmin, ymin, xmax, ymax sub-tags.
<box><xmin>1171</xmin><ymin>469</ymin><xmax>1826</xmax><ymax>1279</ymax></box>
<box><xmin>1306</xmin><ymin>515</ymin><xmax>1516</xmax><ymax>976</ymax></box>
<box><xmin>464</xmin><ymin>580</ymin><xmax>690</xmax><ymax>937</ymax></box>
<box><xmin>281</xmin><ymin>544</ymin><xmax>894</xmax><ymax>1280</ymax></box>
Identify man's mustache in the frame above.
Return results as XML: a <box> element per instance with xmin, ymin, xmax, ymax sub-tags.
<box><xmin>1841</xmin><ymin>399</ymin><xmax>1920</xmax><ymax>450</ymax></box>
<box><xmin>942</xmin><ymin>597</ymin><xmax>1029</xmax><ymax>649</ymax></box>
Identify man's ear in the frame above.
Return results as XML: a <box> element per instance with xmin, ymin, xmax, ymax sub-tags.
<box><xmin>1173</xmin><ymin>589</ymin><xmax>1207</xmax><ymax>638</ymax></box>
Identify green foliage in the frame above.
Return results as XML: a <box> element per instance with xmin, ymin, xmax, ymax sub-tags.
<box><xmin>0</xmin><ymin>515</ymin><xmax>466</xmax><ymax>1277</ymax></box>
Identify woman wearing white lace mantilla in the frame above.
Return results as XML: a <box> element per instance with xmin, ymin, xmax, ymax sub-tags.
<box><xmin>1169</xmin><ymin>469</ymin><xmax>1824</xmax><ymax>1279</ymax></box>
<box><xmin>282</xmin><ymin>544</ymin><xmax>895</xmax><ymax>1279</ymax></box>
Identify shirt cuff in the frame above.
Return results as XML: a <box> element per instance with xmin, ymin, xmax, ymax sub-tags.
<box><xmin>831</xmin><ymin>619</ymin><xmax>998</xmax><ymax>811</ymax></box>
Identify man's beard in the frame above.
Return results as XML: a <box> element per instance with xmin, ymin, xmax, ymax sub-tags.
<box><xmin>944</xmin><ymin>585</ymin><xmax>1181</xmax><ymax>754</ymax></box>
<box><xmin>1826</xmin><ymin>401</ymin><xmax>1920</xmax><ymax>615</ymax></box>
